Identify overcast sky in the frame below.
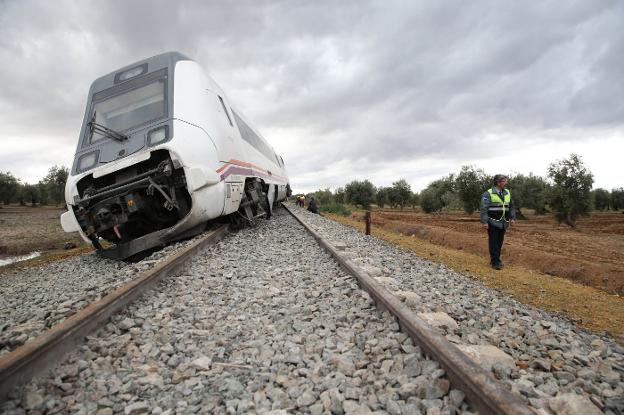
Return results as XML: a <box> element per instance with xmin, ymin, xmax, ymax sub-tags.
<box><xmin>1</xmin><ymin>0</ymin><xmax>622</xmax><ymax>193</ymax></box>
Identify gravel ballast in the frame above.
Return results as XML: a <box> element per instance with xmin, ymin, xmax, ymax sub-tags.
<box><xmin>2</xmin><ymin>208</ymin><xmax>472</xmax><ymax>414</ymax></box>
<box><xmin>0</xmin><ymin>237</ymin><xmax>203</xmax><ymax>356</ymax></box>
<box><xmin>290</xmin><ymin>205</ymin><xmax>623</xmax><ymax>415</ymax></box>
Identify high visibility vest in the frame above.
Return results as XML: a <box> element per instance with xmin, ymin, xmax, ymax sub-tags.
<box><xmin>487</xmin><ymin>188</ymin><xmax>511</xmax><ymax>222</ymax></box>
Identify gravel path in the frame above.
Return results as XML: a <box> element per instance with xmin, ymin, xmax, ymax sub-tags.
<box><xmin>2</xmin><ymin>208</ymin><xmax>472</xmax><ymax>415</ymax></box>
<box><xmin>0</xmin><ymin>237</ymin><xmax>201</xmax><ymax>356</ymax></box>
<box><xmin>290</xmin><ymin>205</ymin><xmax>624</xmax><ymax>415</ymax></box>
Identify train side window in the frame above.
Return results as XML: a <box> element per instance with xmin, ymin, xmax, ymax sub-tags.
<box><xmin>218</xmin><ymin>95</ymin><xmax>233</xmax><ymax>126</ymax></box>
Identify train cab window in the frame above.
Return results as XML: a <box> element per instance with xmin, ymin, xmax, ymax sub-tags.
<box><xmin>218</xmin><ymin>96</ymin><xmax>233</xmax><ymax>126</ymax></box>
<box><xmin>90</xmin><ymin>74</ymin><xmax>167</xmax><ymax>144</ymax></box>
<box><xmin>280</xmin><ymin>156</ymin><xmax>285</xmax><ymax>167</ymax></box>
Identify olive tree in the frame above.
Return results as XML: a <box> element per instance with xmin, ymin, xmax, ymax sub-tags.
<box><xmin>39</xmin><ymin>166</ymin><xmax>69</xmax><ymax>206</ymax></box>
<box><xmin>344</xmin><ymin>180</ymin><xmax>376</xmax><ymax>209</ymax></box>
<box><xmin>420</xmin><ymin>175</ymin><xmax>455</xmax><ymax>213</ymax></box>
<box><xmin>375</xmin><ymin>187</ymin><xmax>389</xmax><ymax>208</ymax></box>
<box><xmin>22</xmin><ymin>184</ymin><xmax>41</xmax><ymax>207</ymax></box>
<box><xmin>592</xmin><ymin>188</ymin><xmax>611</xmax><ymax>211</ymax></box>
<box><xmin>0</xmin><ymin>172</ymin><xmax>20</xmax><ymax>205</ymax></box>
<box><xmin>388</xmin><ymin>179</ymin><xmax>412</xmax><ymax>209</ymax></box>
<box><xmin>611</xmin><ymin>188</ymin><xmax>624</xmax><ymax>211</ymax></box>
<box><xmin>334</xmin><ymin>187</ymin><xmax>345</xmax><ymax>204</ymax></box>
<box><xmin>508</xmin><ymin>173</ymin><xmax>550</xmax><ymax>216</ymax></box>
<box><xmin>547</xmin><ymin>154</ymin><xmax>593</xmax><ymax>227</ymax></box>
<box><xmin>409</xmin><ymin>192</ymin><xmax>420</xmax><ymax>209</ymax></box>
<box><xmin>454</xmin><ymin>166</ymin><xmax>489</xmax><ymax>214</ymax></box>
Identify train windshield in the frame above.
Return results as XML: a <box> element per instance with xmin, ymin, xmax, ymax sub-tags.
<box><xmin>90</xmin><ymin>78</ymin><xmax>166</xmax><ymax>143</ymax></box>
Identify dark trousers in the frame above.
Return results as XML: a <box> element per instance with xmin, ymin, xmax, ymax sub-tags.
<box><xmin>487</xmin><ymin>225</ymin><xmax>506</xmax><ymax>264</ymax></box>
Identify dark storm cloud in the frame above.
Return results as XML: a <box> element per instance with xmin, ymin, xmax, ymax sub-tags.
<box><xmin>0</xmin><ymin>0</ymin><xmax>622</xmax><ymax>189</ymax></box>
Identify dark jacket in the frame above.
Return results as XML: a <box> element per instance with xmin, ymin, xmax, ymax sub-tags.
<box><xmin>480</xmin><ymin>187</ymin><xmax>516</xmax><ymax>229</ymax></box>
<box><xmin>307</xmin><ymin>199</ymin><xmax>320</xmax><ymax>214</ymax></box>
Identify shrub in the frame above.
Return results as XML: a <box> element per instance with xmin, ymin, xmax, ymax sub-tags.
<box><xmin>321</xmin><ymin>203</ymin><xmax>351</xmax><ymax>216</ymax></box>
<box><xmin>306</xmin><ymin>188</ymin><xmax>334</xmax><ymax>205</ymax></box>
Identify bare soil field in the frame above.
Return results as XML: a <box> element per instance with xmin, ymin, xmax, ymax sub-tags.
<box><xmin>0</xmin><ymin>205</ymin><xmax>86</xmax><ymax>269</ymax></box>
<box><xmin>326</xmin><ymin>209</ymin><xmax>624</xmax><ymax>341</ymax></box>
<box><xmin>365</xmin><ymin>209</ymin><xmax>624</xmax><ymax>295</ymax></box>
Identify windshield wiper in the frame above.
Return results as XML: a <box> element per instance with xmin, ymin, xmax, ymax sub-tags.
<box><xmin>88</xmin><ymin>112</ymin><xmax>128</xmax><ymax>142</ymax></box>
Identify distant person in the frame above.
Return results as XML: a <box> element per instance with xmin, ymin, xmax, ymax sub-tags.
<box><xmin>480</xmin><ymin>174</ymin><xmax>516</xmax><ymax>270</ymax></box>
<box><xmin>307</xmin><ymin>197</ymin><xmax>320</xmax><ymax>214</ymax></box>
<box><xmin>297</xmin><ymin>195</ymin><xmax>305</xmax><ymax>207</ymax></box>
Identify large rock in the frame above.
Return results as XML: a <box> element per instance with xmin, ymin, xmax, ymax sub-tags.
<box><xmin>333</xmin><ymin>242</ymin><xmax>348</xmax><ymax>251</ymax></box>
<box><xmin>456</xmin><ymin>345</ymin><xmax>515</xmax><ymax>371</ymax></box>
<box><xmin>320</xmin><ymin>388</ymin><xmax>344</xmax><ymax>414</ymax></box>
<box><xmin>136</xmin><ymin>373</ymin><xmax>164</xmax><ymax>389</ymax></box>
<box><xmin>549</xmin><ymin>393</ymin><xmax>602</xmax><ymax>415</ymax></box>
<box><xmin>360</xmin><ymin>264</ymin><xmax>383</xmax><ymax>277</ymax></box>
<box><xmin>331</xmin><ymin>354</ymin><xmax>356</xmax><ymax>376</ymax></box>
<box><xmin>191</xmin><ymin>356</ymin><xmax>212</xmax><ymax>371</ymax></box>
<box><xmin>118</xmin><ymin>318</ymin><xmax>136</xmax><ymax>330</ymax></box>
<box><xmin>24</xmin><ymin>388</ymin><xmax>44</xmax><ymax>411</ymax></box>
<box><xmin>394</xmin><ymin>291</ymin><xmax>421</xmax><ymax>307</ymax></box>
<box><xmin>124</xmin><ymin>401</ymin><xmax>149</xmax><ymax>415</ymax></box>
<box><xmin>417</xmin><ymin>312</ymin><xmax>459</xmax><ymax>330</ymax></box>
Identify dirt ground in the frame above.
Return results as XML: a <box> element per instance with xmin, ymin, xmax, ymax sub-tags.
<box><xmin>364</xmin><ymin>209</ymin><xmax>624</xmax><ymax>295</ymax></box>
<box><xmin>326</xmin><ymin>210</ymin><xmax>624</xmax><ymax>343</ymax></box>
<box><xmin>0</xmin><ymin>205</ymin><xmax>86</xmax><ymax>269</ymax></box>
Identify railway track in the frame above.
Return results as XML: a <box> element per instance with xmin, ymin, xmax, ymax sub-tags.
<box><xmin>0</xmin><ymin>224</ymin><xmax>229</xmax><ymax>402</ymax></box>
<box><xmin>0</xmin><ymin>205</ymin><xmax>619</xmax><ymax>413</ymax></box>
<box><xmin>282</xmin><ymin>204</ymin><xmax>532</xmax><ymax>415</ymax></box>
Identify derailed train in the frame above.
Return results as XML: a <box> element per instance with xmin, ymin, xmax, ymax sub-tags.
<box><xmin>61</xmin><ymin>52</ymin><xmax>290</xmax><ymax>259</ymax></box>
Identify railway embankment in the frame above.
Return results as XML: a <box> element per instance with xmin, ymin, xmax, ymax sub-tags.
<box><xmin>0</xmin><ymin>206</ymin><xmax>621</xmax><ymax>414</ymax></box>
<box><xmin>325</xmin><ymin>211</ymin><xmax>624</xmax><ymax>343</ymax></box>
<box><xmin>291</xmin><ymin>204</ymin><xmax>623</xmax><ymax>414</ymax></box>
<box><xmin>2</xmin><ymin>208</ymin><xmax>472</xmax><ymax>414</ymax></box>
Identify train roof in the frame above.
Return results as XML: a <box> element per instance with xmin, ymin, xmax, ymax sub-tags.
<box><xmin>89</xmin><ymin>51</ymin><xmax>191</xmax><ymax>92</ymax></box>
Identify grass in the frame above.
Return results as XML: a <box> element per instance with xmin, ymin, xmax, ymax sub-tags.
<box><xmin>325</xmin><ymin>213</ymin><xmax>624</xmax><ymax>344</ymax></box>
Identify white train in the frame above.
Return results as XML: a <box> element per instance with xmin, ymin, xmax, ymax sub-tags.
<box><xmin>61</xmin><ymin>52</ymin><xmax>290</xmax><ymax>258</ymax></box>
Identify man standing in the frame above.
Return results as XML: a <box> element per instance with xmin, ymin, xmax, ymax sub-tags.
<box><xmin>480</xmin><ymin>175</ymin><xmax>516</xmax><ymax>270</ymax></box>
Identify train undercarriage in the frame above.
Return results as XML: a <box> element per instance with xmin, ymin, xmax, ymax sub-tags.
<box><xmin>72</xmin><ymin>150</ymin><xmax>192</xmax><ymax>258</ymax></box>
<box><xmin>72</xmin><ymin>150</ymin><xmax>275</xmax><ymax>259</ymax></box>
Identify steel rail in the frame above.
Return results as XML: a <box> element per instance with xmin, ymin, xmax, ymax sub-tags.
<box><xmin>283</xmin><ymin>203</ymin><xmax>533</xmax><ymax>415</ymax></box>
<box><xmin>0</xmin><ymin>224</ymin><xmax>228</xmax><ymax>401</ymax></box>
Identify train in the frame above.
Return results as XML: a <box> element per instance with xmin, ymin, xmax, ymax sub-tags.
<box><xmin>60</xmin><ymin>52</ymin><xmax>291</xmax><ymax>259</ymax></box>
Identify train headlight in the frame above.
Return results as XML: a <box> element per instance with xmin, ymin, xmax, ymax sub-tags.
<box><xmin>77</xmin><ymin>151</ymin><xmax>99</xmax><ymax>172</ymax></box>
<box><xmin>115</xmin><ymin>63</ymin><xmax>147</xmax><ymax>83</ymax></box>
<box><xmin>148</xmin><ymin>126</ymin><xmax>169</xmax><ymax>146</ymax></box>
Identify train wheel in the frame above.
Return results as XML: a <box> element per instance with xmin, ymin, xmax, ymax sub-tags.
<box><xmin>260</xmin><ymin>193</ymin><xmax>271</xmax><ymax>220</ymax></box>
<box><xmin>234</xmin><ymin>178</ymin><xmax>271</xmax><ymax>227</ymax></box>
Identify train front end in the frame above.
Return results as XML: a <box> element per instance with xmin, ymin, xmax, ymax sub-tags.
<box><xmin>61</xmin><ymin>52</ymin><xmax>220</xmax><ymax>259</ymax></box>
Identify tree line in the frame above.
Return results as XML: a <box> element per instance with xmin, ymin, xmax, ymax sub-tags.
<box><xmin>0</xmin><ymin>166</ymin><xmax>69</xmax><ymax>206</ymax></box>
<box><xmin>305</xmin><ymin>154</ymin><xmax>624</xmax><ymax>227</ymax></box>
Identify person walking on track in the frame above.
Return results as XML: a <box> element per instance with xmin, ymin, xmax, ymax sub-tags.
<box><xmin>480</xmin><ymin>174</ymin><xmax>516</xmax><ymax>270</ymax></box>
